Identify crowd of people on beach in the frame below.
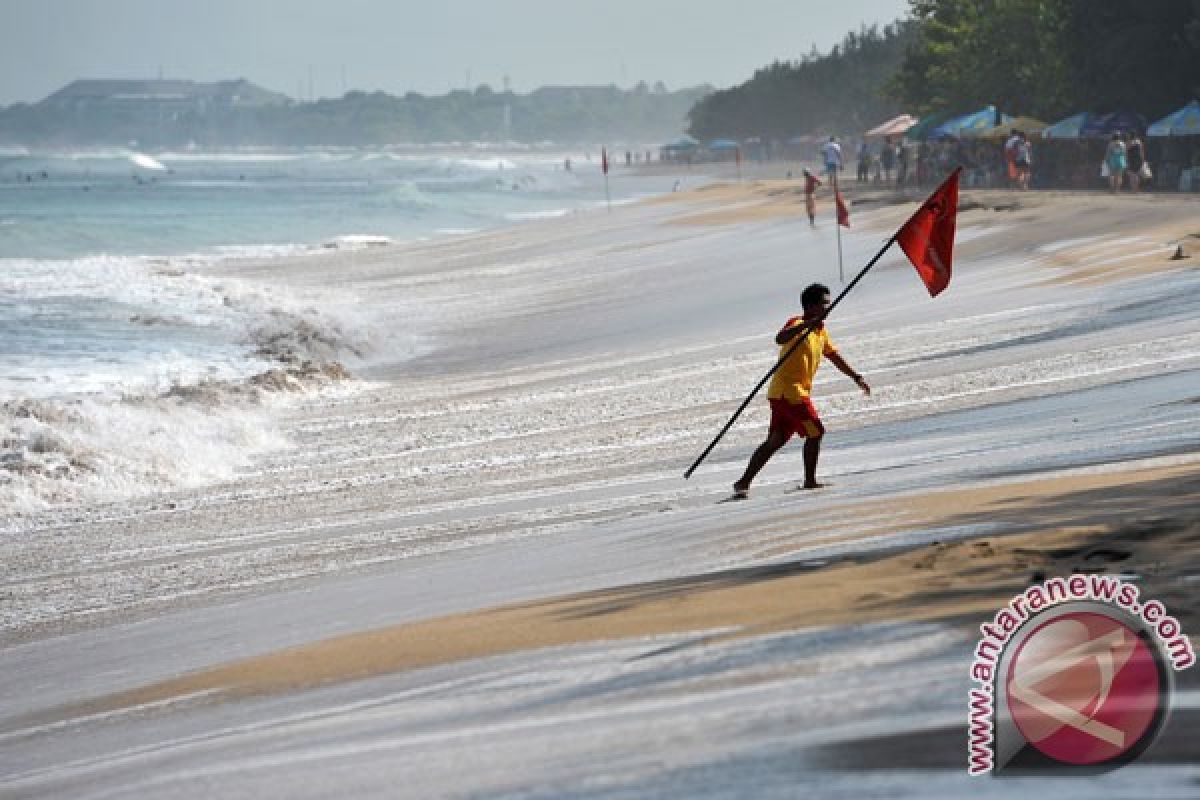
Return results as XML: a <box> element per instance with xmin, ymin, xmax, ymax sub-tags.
<box><xmin>600</xmin><ymin>121</ymin><xmax>1189</xmax><ymax>195</ymax></box>
<box><xmin>837</xmin><ymin>129</ymin><xmax>1161</xmax><ymax>193</ymax></box>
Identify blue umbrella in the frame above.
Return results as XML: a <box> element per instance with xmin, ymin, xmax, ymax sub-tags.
<box><xmin>662</xmin><ymin>136</ymin><xmax>698</xmax><ymax>150</ymax></box>
<box><xmin>1148</xmin><ymin>101</ymin><xmax>1200</xmax><ymax>137</ymax></box>
<box><xmin>707</xmin><ymin>138</ymin><xmax>740</xmax><ymax>151</ymax></box>
<box><xmin>930</xmin><ymin>106</ymin><xmax>1011</xmax><ymax>139</ymax></box>
<box><xmin>1044</xmin><ymin>111</ymin><xmax>1147</xmax><ymax>138</ymax></box>
<box><xmin>905</xmin><ymin>111</ymin><xmax>957</xmax><ymax>141</ymax></box>
<box><xmin>1080</xmin><ymin>111</ymin><xmax>1146</xmax><ymax>137</ymax></box>
<box><xmin>1042</xmin><ymin>112</ymin><xmax>1089</xmax><ymax>138</ymax></box>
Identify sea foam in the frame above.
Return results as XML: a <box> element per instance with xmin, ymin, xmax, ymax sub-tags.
<box><xmin>0</xmin><ymin>249</ymin><xmax>377</xmax><ymax>511</ymax></box>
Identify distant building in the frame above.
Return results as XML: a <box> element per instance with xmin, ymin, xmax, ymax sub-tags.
<box><xmin>41</xmin><ymin>79</ymin><xmax>291</xmax><ymax>114</ymax></box>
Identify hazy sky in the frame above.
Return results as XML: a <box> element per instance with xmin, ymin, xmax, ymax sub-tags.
<box><xmin>3</xmin><ymin>0</ymin><xmax>910</xmax><ymax>106</ymax></box>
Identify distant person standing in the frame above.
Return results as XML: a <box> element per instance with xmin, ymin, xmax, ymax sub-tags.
<box><xmin>1104</xmin><ymin>133</ymin><xmax>1127</xmax><ymax>192</ymax></box>
<box><xmin>1126</xmin><ymin>133</ymin><xmax>1146</xmax><ymax>192</ymax></box>
<box><xmin>802</xmin><ymin>168</ymin><xmax>822</xmax><ymax>225</ymax></box>
<box><xmin>1004</xmin><ymin>128</ymin><xmax>1022</xmax><ymax>187</ymax></box>
<box><xmin>917</xmin><ymin>142</ymin><xmax>931</xmax><ymax>186</ymax></box>
<box><xmin>881</xmin><ymin>137</ymin><xmax>896</xmax><ymax>183</ymax></box>
<box><xmin>820</xmin><ymin>136</ymin><xmax>843</xmax><ymax>182</ymax></box>
<box><xmin>856</xmin><ymin>141</ymin><xmax>871</xmax><ymax>183</ymax></box>
<box><xmin>1015</xmin><ymin>132</ymin><xmax>1033</xmax><ymax>190</ymax></box>
<box><xmin>896</xmin><ymin>142</ymin><xmax>909</xmax><ymax>188</ymax></box>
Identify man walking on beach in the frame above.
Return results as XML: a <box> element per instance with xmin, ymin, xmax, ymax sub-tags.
<box><xmin>732</xmin><ymin>283</ymin><xmax>870</xmax><ymax>497</ymax></box>
<box><xmin>821</xmin><ymin>136</ymin><xmax>843</xmax><ymax>181</ymax></box>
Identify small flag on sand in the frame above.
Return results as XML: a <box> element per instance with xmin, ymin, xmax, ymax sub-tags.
<box><xmin>836</xmin><ymin>191</ymin><xmax>850</xmax><ymax>228</ymax></box>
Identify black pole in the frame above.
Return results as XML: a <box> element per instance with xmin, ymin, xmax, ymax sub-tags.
<box><xmin>683</xmin><ymin>232</ymin><xmax>899</xmax><ymax>480</ymax></box>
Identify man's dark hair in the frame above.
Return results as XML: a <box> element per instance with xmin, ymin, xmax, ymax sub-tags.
<box><xmin>801</xmin><ymin>283</ymin><xmax>830</xmax><ymax>309</ymax></box>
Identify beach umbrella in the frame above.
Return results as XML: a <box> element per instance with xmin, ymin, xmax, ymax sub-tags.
<box><xmin>864</xmin><ymin>114</ymin><xmax>917</xmax><ymax>138</ymax></box>
<box><xmin>1148</xmin><ymin>100</ymin><xmax>1200</xmax><ymax>137</ymax></box>
<box><xmin>931</xmin><ymin>107</ymin><xmax>1011</xmax><ymax>139</ymax></box>
<box><xmin>662</xmin><ymin>136</ymin><xmax>698</xmax><ymax>151</ymax></box>
<box><xmin>1041</xmin><ymin>112</ymin><xmax>1089</xmax><ymax>138</ymax></box>
<box><xmin>963</xmin><ymin>116</ymin><xmax>1047</xmax><ymax>139</ymax></box>
<box><xmin>707</xmin><ymin>138</ymin><xmax>740</xmax><ymax>151</ymax></box>
<box><xmin>1044</xmin><ymin>111</ymin><xmax>1147</xmax><ymax>138</ymax></box>
<box><xmin>905</xmin><ymin>111</ymin><xmax>958</xmax><ymax>141</ymax></box>
<box><xmin>1079</xmin><ymin>111</ymin><xmax>1147</xmax><ymax>137</ymax></box>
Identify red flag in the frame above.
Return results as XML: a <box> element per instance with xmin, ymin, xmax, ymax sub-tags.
<box><xmin>896</xmin><ymin>167</ymin><xmax>960</xmax><ymax>297</ymax></box>
<box><xmin>601</xmin><ymin>146</ymin><xmax>609</xmax><ymax>175</ymax></box>
<box><xmin>835</xmin><ymin>190</ymin><xmax>850</xmax><ymax>228</ymax></box>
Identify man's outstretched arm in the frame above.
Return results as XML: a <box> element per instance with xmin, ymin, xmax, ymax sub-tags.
<box><xmin>827</xmin><ymin>352</ymin><xmax>871</xmax><ymax>395</ymax></box>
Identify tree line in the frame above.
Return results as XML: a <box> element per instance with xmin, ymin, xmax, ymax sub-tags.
<box><xmin>689</xmin><ymin>1</ymin><xmax>1200</xmax><ymax>140</ymax></box>
<box><xmin>687</xmin><ymin>22</ymin><xmax>918</xmax><ymax>140</ymax></box>
<box><xmin>0</xmin><ymin>82</ymin><xmax>710</xmax><ymax>148</ymax></box>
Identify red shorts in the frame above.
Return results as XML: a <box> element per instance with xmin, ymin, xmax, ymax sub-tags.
<box><xmin>769</xmin><ymin>396</ymin><xmax>825</xmax><ymax>440</ymax></box>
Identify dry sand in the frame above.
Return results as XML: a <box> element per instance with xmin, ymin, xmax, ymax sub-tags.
<box><xmin>656</xmin><ymin>176</ymin><xmax>1200</xmax><ymax>282</ymax></box>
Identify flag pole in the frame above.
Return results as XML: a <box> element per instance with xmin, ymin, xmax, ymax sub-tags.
<box><xmin>683</xmin><ymin>231</ymin><xmax>898</xmax><ymax>480</ymax></box>
<box><xmin>833</xmin><ymin>168</ymin><xmax>845</xmax><ymax>283</ymax></box>
<box><xmin>682</xmin><ymin>167</ymin><xmax>960</xmax><ymax>480</ymax></box>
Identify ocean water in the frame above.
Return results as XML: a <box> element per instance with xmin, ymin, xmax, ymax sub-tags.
<box><xmin>0</xmin><ymin>147</ymin><xmax>674</xmax><ymax>511</ymax></box>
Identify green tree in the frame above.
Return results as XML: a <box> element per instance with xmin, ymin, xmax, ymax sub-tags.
<box><xmin>686</xmin><ymin>22</ymin><xmax>917</xmax><ymax>140</ymax></box>
<box><xmin>1053</xmin><ymin>0</ymin><xmax>1200</xmax><ymax>118</ymax></box>
<box><xmin>889</xmin><ymin>0</ymin><xmax>1200</xmax><ymax>120</ymax></box>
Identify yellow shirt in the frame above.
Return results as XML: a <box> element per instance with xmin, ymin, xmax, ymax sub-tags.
<box><xmin>766</xmin><ymin>316</ymin><xmax>837</xmax><ymax>402</ymax></box>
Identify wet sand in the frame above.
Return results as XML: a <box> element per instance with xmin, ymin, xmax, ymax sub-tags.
<box><xmin>14</xmin><ymin>459</ymin><xmax>1196</xmax><ymax>725</ymax></box>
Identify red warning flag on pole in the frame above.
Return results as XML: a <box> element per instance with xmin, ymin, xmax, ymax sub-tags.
<box><xmin>684</xmin><ymin>168</ymin><xmax>961</xmax><ymax>481</ymax></box>
<box><xmin>835</xmin><ymin>190</ymin><xmax>850</xmax><ymax>228</ymax></box>
<box><xmin>895</xmin><ymin>167</ymin><xmax>960</xmax><ymax>297</ymax></box>
<box><xmin>601</xmin><ymin>146</ymin><xmax>609</xmax><ymax>175</ymax></box>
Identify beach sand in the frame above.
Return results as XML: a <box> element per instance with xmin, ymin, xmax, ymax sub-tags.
<box><xmin>2</xmin><ymin>176</ymin><xmax>1199</xmax><ymax>797</ymax></box>
<box><xmin>21</xmin><ymin>461</ymin><xmax>1198</xmax><ymax>722</ymax></box>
